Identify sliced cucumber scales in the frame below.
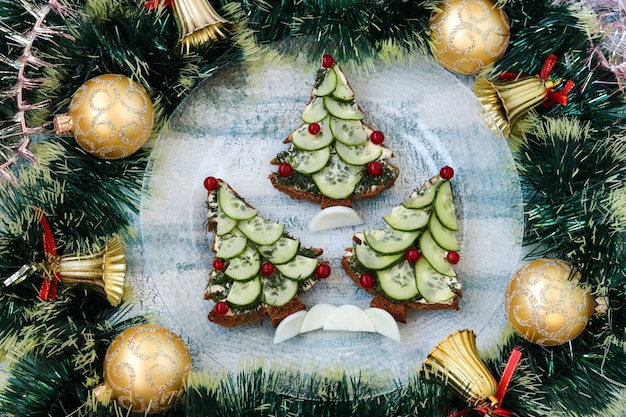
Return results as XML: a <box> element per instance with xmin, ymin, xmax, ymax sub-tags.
<box><xmin>420</xmin><ymin>230</ymin><xmax>455</xmax><ymax>277</ymax></box>
<box><xmin>377</xmin><ymin>260</ymin><xmax>420</xmax><ymax>301</ymax></box>
<box><xmin>226</xmin><ymin>276</ymin><xmax>262</xmax><ymax>307</ymax></box>
<box><xmin>415</xmin><ymin>256</ymin><xmax>456</xmax><ymax>303</ymax></box>
<box><xmin>354</xmin><ymin>243</ymin><xmax>404</xmax><ymax>270</ymax></box>
<box><xmin>383</xmin><ymin>205</ymin><xmax>430</xmax><ymax>231</ymax></box>
<box><xmin>289</xmin><ymin>146</ymin><xmax>331</xmax><ymax>174</ymax></box>
<box><xmin>434</xmin><ymin>180</ymin><xmax>459</xmax><ymax>231</ymax></box>
<box><xmin>274</xmin><ymin>255</ymin><xmax>319</xmax><ymax>281</ymax></box>
<box><xmin>429</xmin><ymin>213</ymin><xmax>460</xmax><ymax>252</ymax></box>
<box><xmin>301</xmin><ymin>97</ymin><xmax>329</xmax><ymax>123</ymax></box>
<box><xmin>323</xmin><ymin>96</ymin><xmax>364</xmax><ymax>120</ymax></box>
<box><xmin>224</xmin><ymin>245</ymin><xmax>261</xmax><ymax>281</ymax></box>
<box><xmin>313</xmin><ymin>67</ymin><xmax>337</xmax><ymax>97</ymax></box>
<box><xmin>216</xmin><ymin>205</ymin><xmax>237</xmax><ymax>236</ymax></box>
<box><xmin>331</xmin><ymin>66</ymin><xmax>354</xmax><ymax>101</ymax></box>
<box><xmin>403</xmin><ymin>176</ymin><xmax>442</xmax><ymax>209</ymax></box>
<box><xmin>258</xmin><ymin>236</ymin><xmax>300</xmax><ymax>265</ymax></box>
<box><xmin>218</xmin><ymin>185</ymin><xmax>258</xmax><ymax>220</ymax></box>
<box><xmin>330</xmin><ymin>117</ymin><xmax>368</xmax><ymax>146</ymax></box>
<box><xmin>261</xmin><ymin>275</ymin><xmax>299</xmax><ymax>307</ymax></box>
<box><xmin>237</xmin><ymin>216</ymin><xmax>284</xmax><ymax>246</ymax></box>
<box><xmin>335</xmin><ymin>140</ymin><xmax>382</xmax><ymax>165</ymax></box>
<box><xmin>215</xmin><ymin>229</ymin><xmax>248</xmax><ymax>259</ymax></box>
<box><xmin>312</xmin><ymin>154</ymin><xmax>363</xmax><ymax>199</ymax></box>
<box><xmin>364</xmin><ymin>228</ymin><xmax>419</xmax><ymax>255</ymax></box>
<box><xmin>292</xmin><ymin>117</ymin><xmax>333</xmax><ymax>151</ymax></box>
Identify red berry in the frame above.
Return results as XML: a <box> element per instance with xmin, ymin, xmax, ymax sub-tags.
<box><xmin>316</xmin><ymin>263</ymin><xmax>331</xmax><ymax>279</ymax></box>
<box><xmin>405</xmin><ymin>248</ymin><xmax>420</xmax><ymax>263</ymax></box>
<box><xmin>322</xmin><ymin>54</ymin><xmax>334</xmax><ymax>68</ymax></box>
<box><xmin>212</xmin><ymin>258</ymin><xmax>225</xmax><ymax>270</ymax></box>
<box><xmin>370</xmin><ymin>130</ymin><xmax>385</xmax><ymax>145</ymax></box>
<box><xmin>215</xmin><ymin>301</ymin><xmax>229</xmax><ymax>315</ymax></box>
<box><xmin>203</xmin><ymin>176</ymin><xmax>218</xmax><ymax>191</ymax></box>
<box><xmin>261</xmin><ymin>262</ymin><xmax>275</xmax><ymax>276</ymax></box>
<box><xmin>308</xmin><ymin>122</ymin><xmax>321</xmax><ymax>135</ymax></box>
<box><xmin>359</xmin><ymin>273</ymin><xmax>375</xmax><ymax>289</ymax></box>
<box><xmin>440</xmin><ymin>166</ymin><xmax>454</xmax><ymax>180</ymax></box>
<box><xmin>367</xmin><ymin>161</ymin><xmax>383</xmax><ymax>176</ymax></box>
<box><xmin>278</xmin><ymin>163</ymin><xmax>293</xmax><ymax>177</ymax></box>
<box><xmin>446</xmin><ymin>251</ymin><xmax>460</xmax><ymax>264</ymax></box>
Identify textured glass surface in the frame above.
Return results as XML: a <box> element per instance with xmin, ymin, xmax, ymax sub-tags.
<box><xmin>140</xmin><ymin>54</ymin><xmax>523</xmax><ymax>390</ymax></box>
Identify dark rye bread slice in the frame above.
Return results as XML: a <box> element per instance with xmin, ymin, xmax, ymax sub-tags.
<box><xmin>205</xmin><ymin>178</ymin><xmax>325</xmax><ymax>328</ymax></box>
<box><xmin>268</xmin><ymin>162</ymin><xmax>400</xmax><ymax>209</ymax></box>
<box><xmin>341</xmin><ymin>248</ymin><xmax>461</xmax><ymax>323</ymax></box>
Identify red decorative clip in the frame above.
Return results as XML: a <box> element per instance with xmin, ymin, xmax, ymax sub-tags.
<box><xmin>34</xmin><ymin>207</ymin><xmax>59</xmax><ymax>301</ymax></box>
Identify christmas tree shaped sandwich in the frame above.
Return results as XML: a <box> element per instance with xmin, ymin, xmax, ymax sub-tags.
<box><xmin>203</xmin><ymin>177</ymin><xmax>331</xmax><ymax>328</ymax></box>
<box><xmin>342</xmin><ymin>167</ymin><xmax>463</xmax><ymax>323</ymax></box>
<box><xmin>269</xmin><ymin>55</ymin><xmax>399</xmax><ymax>231</ymax></box>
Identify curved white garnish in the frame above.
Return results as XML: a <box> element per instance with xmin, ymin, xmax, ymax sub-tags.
<box><xmin>309</xmin><ymin>207</ymin><xmax>363</xmax><ymax>231</ymax></box>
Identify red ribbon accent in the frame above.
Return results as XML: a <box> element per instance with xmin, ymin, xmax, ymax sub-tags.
<box><xmin>144</xmin><ymin>0</ymin><xmax>172</xmax><ymax>10</ymax></box>
<box><xmin>448</xmin><ymin>347</ymin><xmax>523</xmax><ymax>417</ymax></box>
<box><xmin>34</xmin><ymin>207</ymin><xmax>59</xmax><ymax>301</ymax></box>
<box><xmin>497</xmin><ymin>54</ymin><xmax>574</xmax><ymax>108</ymax></box>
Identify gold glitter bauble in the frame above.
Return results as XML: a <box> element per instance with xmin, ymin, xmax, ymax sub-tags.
<box><xmin>429</xmin><ymin>0</ymin><xmax>510</xmax><ymax>75</ymax></box>
<box><xmin>96</xmin><ymin>324</ymin><xmax>192</xmax><ymax>413</ymax></box>
<box><xmin>62</xmin><ymin>74</ymin><xmax>154</xmax><ymax>159</ymax></box>
<box><xmin>505</xmin><ymin>259</ymin><xmax>595</xmax><ymax>346</ymax></box>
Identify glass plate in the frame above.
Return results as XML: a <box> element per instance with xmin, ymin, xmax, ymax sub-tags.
<box><xmin>140</xmin><ymin>54</ymin><xmax>523</xmax><ymax>390</ymax></box>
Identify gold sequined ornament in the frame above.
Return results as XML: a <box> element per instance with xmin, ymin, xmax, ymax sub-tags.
<box><xmin>429</xmin><ymin>0</ymin><xmax>510</xmax><ymax>75</ymax></box>
<box><xmin>505</xmin><ymin>258</ymin><xmax>596</xmax><ymax>346</ymax></box>
<box><xmin>94</xmin><ymin>324</ymin><xmax>192</xmax><ymax>413</ymax></box>
<box><xmin>54</xmin><ymin>74</ymin><xmax>154</xmax><ymax>159</ymax></box>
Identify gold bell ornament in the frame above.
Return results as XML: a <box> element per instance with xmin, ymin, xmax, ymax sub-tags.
<box><xmin>171</xmin><ymin>0</ymin><xmax>234</xmax><ymax>54</ymax></box>
<box><xmin>2</xmin><ymin>208</ymin><xmax>126</xmax><ymax>306</ymax></box>
<box><xmin>420</xmin><ymin>329</ymin><xmax>523</xmax><ymax>416</ymax></box>
<box><xmin>474</xmin><ymin>54</ymin><xmax>575</xmax><ymax>139</ymax></box>
<box><xmin>93</xmin><ymin>324</ymin><xmax>193</xmax><ymax>414</ymax></box>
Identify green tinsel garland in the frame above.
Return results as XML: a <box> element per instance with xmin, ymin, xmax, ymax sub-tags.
<box><xmin>0</xmin><ymin>0</ymin><xmax>625</xmax><ymax>416</ymax></box>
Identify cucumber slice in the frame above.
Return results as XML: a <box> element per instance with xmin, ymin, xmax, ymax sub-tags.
<box><xmin>301</xmin><ymin>97</ymin><xmax>329</xmax><ymax>123</ymax></box>
<box><xmin>218</xmin><ymin>185</ymin><xmax>258</xmax><ymax>220</ymax></box>
<box><xmin>237</xmin><ymin>216</ymin><xmax>284</xmax><ymax>246</ymax></box>
<box><xmin>429</xmin><ymin>213</ymin><xmax>460</xmax><ymax>251</ymax></box>
<box><xmin>354</xmin><ymin>243</ymin><xmax>404</xmax><ymax>270</ymax></box>
<box><xmin>383</xmin><ymin>206</ymin><xmax>430</xmax><ymax>231</ymax></box>
<box><xmin>292</xmin><ymin>117</ymin><xmax>333</xmax><ymax>151</ymax></box>
<box><xmin>377</xmin><ymin>260</ymin><xmax>419</xmax><ymax>301</ymax></box>
<box><xmin>312</xmin><ymin>154</ymin><xmax>363</xmax><ymax>199</ymax></box>
<box><xmin>258</xmin><ymin>236</ymin><xmax>300</xmax><ymax>265</ymax></box>
<box><xmin>224</xmin><ymin>245</ymin><xmax>261</xmax><ymax>281</ymax></box>
<box><xmin>216</xmin><ymin>205</ymin><xmax>237</xmax><ymax>236</ymax></box>
<box><xmin>226</xmin><ymin>276</ymin><xmax>262</xmax><ymax>307</ymax></box>
<box><xmin>323</xmin><ymin>96</ymin><xmax>364</xmax><ymax>120</ymax></box>
<box><xmin>330</xmin><ymin>117</ymin><xmax>367</xmax><ymax>146</ymax></box>
<box><xmin>313</xmin><ymin>68</ymin><xmax>337</xmax><ymax>97</ymax></box>
<box><xmin>215</xmin><ymin>229</ymin><xmax>248</xmax><ymax>259</ymax></box>
<box><xmin>419</xmin><ymin>230</ymin><xmax>455</xmax><ymax>277</ymax></box>
<box><xmin>261</xmin><ymin>276</ymin><xmax>299</xmax><ymax>307</ymax></box>
<box><xmin>335</xmin><ymin>140</ymin><xmax>383</xmax><ymax>165</ymax></box>
<box><xmin>364</xmin><ymin>228</ymin><xmax>419</xmax><ymax>255</ymax></box>
<box><xmin>274</xmin><ymin>255</ymin><xmax>319</xmax><ymax>281</ymax></box>
<box><xmin>289</xmin><ymin>146</ymin><xmax>331</xmax><ymax>174</ymax></box>
<box><xmin>434</xmin><ymin>180</ymin><xmax>459</xmax><ymax>231</ymax></box>
<box><xmin>403</xmin><ymin>176</ymin><xmax>442</xmax><ymax>209</ymax></box>
<box><xmin>415</xmin><ymin>257</ymin><xmax>456</xmax><ymax>303</ymax></box>
<box><xmin>331</xmin><ymin>66</ymin><xmax>354</xmax><ymax>101</ymax></box>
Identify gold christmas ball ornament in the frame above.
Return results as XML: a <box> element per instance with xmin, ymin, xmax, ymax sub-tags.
<box><xmin>429</xmin><ymin>0</ymin><xmax>510</xmax><ymax>75</ymax></box>
<box><xmin>94</xmin><ymin>324</ymin><xmax>192</xmax><ymax>413</ymax></box>
<box><xmin>54</xmin><ymin>74</ymin><xmax>154</xmax><ymax>159</ymax></box>
<box><xmin>505</xmin><ymin>259</ymin><xmax>596</xmax><ymax>346</ymax></box>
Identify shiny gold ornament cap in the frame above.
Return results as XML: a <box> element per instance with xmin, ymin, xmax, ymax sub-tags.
<box><xmin>420</xmin><ymin>329</ymin><xmax>497</xmax><ymax>406</ymax></box>
<box><xmin>53</xmin><ymin>113</ymin><xmax>73</xmax><ymax>136</ymax></box>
